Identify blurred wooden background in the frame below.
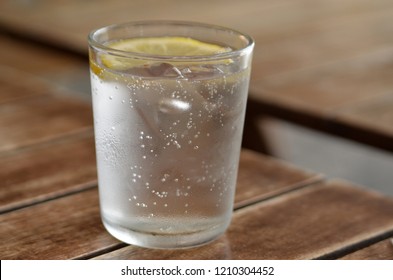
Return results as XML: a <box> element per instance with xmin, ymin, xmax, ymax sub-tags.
<box><xmin>1</xmin><ymin>0</ymin><xmax>392</xmax><ymax>194</ymax></box>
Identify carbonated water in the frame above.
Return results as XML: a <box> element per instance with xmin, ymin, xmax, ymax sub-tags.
<box><xmin>91</xmin><ymin>58</ymin><xmax>250</xmax><ymax>248</ymax></box>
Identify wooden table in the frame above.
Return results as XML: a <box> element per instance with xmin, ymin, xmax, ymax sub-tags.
<box><xmin>0</xmin><ymin>0</ymin><xmax>392</xmax><ymax>151</ymax></box>
<box><xmin>1</xmin><ymin>66</ymin><xmax>393</xmax><ymax>260</ymax></box>
<box><xmin>1</xmin><ymin>0</ymin><xmax>393</xmax><ymax>260</ymax></box>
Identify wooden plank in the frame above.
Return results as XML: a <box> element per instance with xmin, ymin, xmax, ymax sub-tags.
<box><xmin>2</xmin><ymin>0</ymin><xmax>393</xmax><ymax>149</ymax></box>
<box><xmin>0</xmin><ymin>34</ymin><xmax>90</xmax><ymax>96</ymax></box>
<box><xmin>251</xmin><ymin>5</ymin><xmax>393</xmax><ymax>78</ymax></box>
<box><xmin>0</xmin><ymin>188</ymin><xmax>119</xmax><ymax>260</ymax></box>
<box><xmin>1</xmin><ymin>0</ymin><xmax>392</xmax><ymax>54</ymax></box>
<box><xmin>235</xmin><ymin>149</ymin><xmax>322</xmax><ymax>208</ymax></box>
<box><xmin>0</xmin><ymin>94</ymin><xmax>93</xmax><ymax>152</ymax></box>
<box><xmin>251</xmin><ymin>47</ymin><xmax>393</xmax><ymax>114</ymax></box>
<box><xmin>0</xmin><ymin>66</ymin><xmax>48</xmax><ymax>104</ymax></box>
<box><xmin>0</xmin><ymin>133</ymin><xmax>97</xmax><ymax>213</ymax></box>
<box><xmin>335</xmin><ymin>92</ymin><xmax>393</xmax><ymax>139</ymax></box>
<box><xmin>1</xmin><ymin>0</ymin><xmax>259</xmax><ymax>53</ymax></box>
<box><xmin>249</xmin><ymin>47</ymin><xmax>393</xmax><ymax>150</ymax></box>
<box><xmin>340</xmin><ymin>238</ymin><xmax>393</xmax><ymax>260</ymax></box>
<box><xmin>0</xmin><ymin>150</ymin><xmax>320</xmax><ymax>259</ymax></box>
<box><xmin>94</xmin><ymin>180</ymin><xmax>393</xmax><ymax>259</ymax></box>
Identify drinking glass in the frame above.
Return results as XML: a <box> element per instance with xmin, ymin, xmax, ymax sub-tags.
<box><xmin>88</xmin><ymin>21</ymin><xmax>254</xmax><ymax>249</ymax></box>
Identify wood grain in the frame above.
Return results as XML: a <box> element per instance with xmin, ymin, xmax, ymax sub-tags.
<box><xmin>1</xmin><ymin>0</ymin><xmax>393</xmax><ymax>261</ymax></box>
<box><xmin>251</xmin><ymin>4</ymin><xmax>393</xmax><ymax>78</ymax></box>
<box><xmin>249</xmin><ymin>47</ymin><xmax>393</xmax><ymax>150</ymax></box>
<box><xmin>1</xmin><ymin>0</ymin><xmax>393</xmax><ymax>150</ymax></box>
<box><xmin>340</xmin><ymin>238</ymin><xmax>393</xmax><ymax>260</ymax></box>
<box><xmin>94</xmin><ymin>180</ymin><xmax>393</xmax><ymax>259</ymax></box>
<box><xmin>0</xmin><ymin>66</ymin><xmax>48</xmax><ymax>104</ymax></box>
<box><xmin>0</xmin><ymin>188</ymin><xmax>119</xmax><ymax>260</ymax></box>
<box><xmin>0</xmin><ymin>133</ymin><xmax>97</xmax><ymax>213</ymax></box>
<box><xmin>251</xmin><ymin>47</ymin><xmax>393</xmax><ymax>114</ymax></box>
<box><xmin>235</xmin><ymin>149</ymin><xmax>322</xmax><ymax>208</ymax></box>
<box><xmin>0</xmin><ymin>149</ymin><xmax>320</xmax><ymax>259</ymax></box>
<box><xmin>1</xmin><ymin>0</ymin><xmax>392</xmax><ymax>64</ymax></box>
<box><xmin>0</xmin><ymin>124</ymin><xmax>320</xmax><ymax>214</ymax></box>
<box><xmin>0</xmin><ymin>34</ymin><xmax>90</xmax><ymax>96</ymax></box>
<box><xmin>0</xmin><ymin>94</ymin><xmax>93</xmax><ymax>153</ymax></box>
<box><xmin>335</xmin><ymin>92</ymin><xmax>393</xmax><ymax>139</ymax></box>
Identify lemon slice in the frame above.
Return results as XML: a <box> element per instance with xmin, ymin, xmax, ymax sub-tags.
<box><xmin>109</xmin><ymin>37</ymin><xmax>228</xmax><ymax>56</ymax></box>
<box><xmin>98</xmin><ymin>37</ymin><xmax>231</xmax><ymax>70</ymax></box>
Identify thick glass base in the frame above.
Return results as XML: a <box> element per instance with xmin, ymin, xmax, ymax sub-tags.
<box><xmin>102</xmin><ymin>217</ymin><xmax>228</xmax><ymax>249</ymax></box>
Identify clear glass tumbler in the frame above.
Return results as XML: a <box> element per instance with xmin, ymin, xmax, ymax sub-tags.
<box><xmin>88</xmin><ymin>21</ymin><xmax>254</xmax><ymax>249</ymax></box>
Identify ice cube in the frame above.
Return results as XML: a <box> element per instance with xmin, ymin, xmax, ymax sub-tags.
<box><xmin>149</xmin><ymin>63</ymin><xmax>184</xmax><ymax>78</ymax></box>
<box><xmin>180</xmin><ymin>65</ymin><xmax>225</xmax><ymax>79</ymax></box>
<box><xmin>159</xmin><ymin>98</ymin><xmax>191</xmax><ymax>114</ymax></box>
<box><xmin>122</xmin><ymin>63</ymin><xmax>183</xmax><ymax>78</ymax></box>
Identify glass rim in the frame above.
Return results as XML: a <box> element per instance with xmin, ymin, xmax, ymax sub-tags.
<box><xmin>88</xmin><ymin>20</ymin><xmax>254</xmax><ymax>62</ymax></box>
